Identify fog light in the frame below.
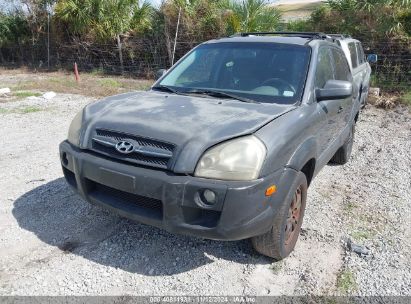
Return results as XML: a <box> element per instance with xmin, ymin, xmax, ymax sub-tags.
<box><xmin>203</xmin><ymin>189</ymin><xmax>216</xmax><ymax>205</ymax></box>
<box><xmin>62</xmin><ymin>152</ymin><xmax>68</xmax><ymax>166</ymax></box>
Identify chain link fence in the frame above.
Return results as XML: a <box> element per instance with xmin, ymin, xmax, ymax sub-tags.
<box><xmin>0</xmin><ymin>33</ymin><xmax>410</xmax><ymax>91</ymax></box>
<box><xmin>358</xmin><ymin>36</ymin><xmax>411</xmax><ymax>91</ymax></box>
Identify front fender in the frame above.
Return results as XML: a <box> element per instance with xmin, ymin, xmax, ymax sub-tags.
<box><xmin>285</xmin><ymin>137</ymin><xmax>318</xmax><ymax>172</ymax></box>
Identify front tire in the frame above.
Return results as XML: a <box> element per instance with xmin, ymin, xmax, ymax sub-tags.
<box><xmin>251</xmin><ymin>172</ymin><xmax>308</xmax><ymax>260</ymax></box>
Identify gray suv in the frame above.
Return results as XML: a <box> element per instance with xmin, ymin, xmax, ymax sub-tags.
<box><xmin>60</xmin><ymin>32</ymin><xmax>360</xmax><ymax>260</ymax></box>
<box><xmin>328</xmin><ymin>34</ymin><xmax>375</xmax><ymax>107</ymax></box>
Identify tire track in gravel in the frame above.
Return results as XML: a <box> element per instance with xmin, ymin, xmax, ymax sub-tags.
<box><xmin>0</xmin><ymin>86</ymin><xmax>410</xmax><ymax>296</ymax></box>
<box><xmin>245</xmin><ymin>105</ymin><xmax>411</xmax><ymax>296</ymax></box>
<box><xmin>245</xmin><ymin>163</ymin><xmax>346</xmax><ymax>295</ymax></box>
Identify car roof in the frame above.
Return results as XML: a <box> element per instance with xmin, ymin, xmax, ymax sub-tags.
<box><xmin>204</xmin><ymin>36</ymin><xmax>313</xmax><ymax>46</ymax></box>
<box><xmin>328</xmin><ymin>36</ymin><xmax>361</xmax><ymax>44</ymax></box>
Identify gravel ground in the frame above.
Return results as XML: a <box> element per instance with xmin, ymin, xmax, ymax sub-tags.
<box><xmin>0</xmin><ymin>87</ymin><xmax>410</xmax><ymax>296</ymax></box>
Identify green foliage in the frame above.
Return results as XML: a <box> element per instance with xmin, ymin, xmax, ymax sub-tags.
<box><xmin>350</xmin><ymin>228</ymin><xmax>376</xmax><ymax>241</ymax></box>
<box><xmin>284</xmin><ymin>19</ymin><xmax>311</xmax><ymax>32</ymax></box>
<box><xmin>336</xmin><ymin>269</ymin><xmax>357</xmax><ymax>293</ymax></box>
<box><xmin>282</xmin><ymin>0</ymin><xmax>411</xmax><ymax>94</ymax></box>
<box><xmin>20</xmin><ymin>106</ymin><xmax>43</xmax><ymax>113</ymax></box>
<box><xmin>0</xmin><ymin>106</ymin><xmax>44</xmax><ymax>114</ymax></box>
<box><xmin>160</xmin><ymin>0</ymin><xmax>227</xmax><ymax>40</ymax></box>
<box><xmin>223</xmin><ymin>0</ymin><xmax>282</xmax><ymax>34</ymax></box>
<box><xmin>55</xmin><ymin>0</ymin><xmax>153</xmax><ymax>41</ymax></box>
<box><xmin>1</xmin><ymin>0</ymin><xmax>282</xmax><ymax>50</ymax></box>
<box><xmin>14</xmin><ymin>91</ymin><xmax>42</xmax><ymax>98</ymax></box>
<box><xmin>308</xmin><ymin>0</ymin><xmax>411</xmax><ymax>36</ymax></box>
<box><xmin>398</xmin><ymin>9</ymin><xmax>411</xmax><ymax>35</ymax></box>
<box><xmin>0</xmin><ymin>13</ymin><xmax>30</xmax><ymax>46</ymax></box>
<box><xmin>98</xmin><ymin>78</ymin><xmax>121</xmax><ymax>88</ymax></box>
<box><xmin>1</xmin><ymin>0</ymin><xmax>409</xmax><ymax>94</ymax></box>
<box><xmin>400</xmin><ymin>90</ymin><xmax>411</xmax><ymax>106</ymax></box>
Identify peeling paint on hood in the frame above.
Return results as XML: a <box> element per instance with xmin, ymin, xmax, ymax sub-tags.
<box><xmin>82</xmin><ymin>91</ymin><xmax>296</xmax><ymax>172</ymax></box>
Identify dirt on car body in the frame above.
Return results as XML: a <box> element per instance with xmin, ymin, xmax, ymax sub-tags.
<box><xmin>0</xmin><ymin>79</ymin><xmax>410</xmax><ymax>295</ymax></box>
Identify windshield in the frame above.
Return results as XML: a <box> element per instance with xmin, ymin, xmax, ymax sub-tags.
<box><xmin>157</xmin><ymin>42</ymin><xmax>311</xmax><ymax>104</ymax></box>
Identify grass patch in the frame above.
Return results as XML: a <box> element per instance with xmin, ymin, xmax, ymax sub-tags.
<box><xmin>269</xmin><ymin>261</ymin><xmax>284</xmax><ymax>274</ymax></box>
<box><xmin>344</xmin><ymin>201</ymin><xmax>357</xmax><ymax>213</ymax></box>
<box><xmin>98</xmin><ymin>78</ymin><xmax>121</xmax><ymax>88</ymax></box>
<box><xmin>0</xmin><ymin>106</ymin><xmax>43</xmax><ymax>114</ymax></box>
<box><xmin>6</xmin><ymin>70</ymin><xmax>153</xmax><ymax>98</ymax></box>
<box><xmin>336</xmin><ymin>269</ymin><xmax>357</xmax><ymax>293</ymax></box>
<box><xmin>349</xmin><ymin>228</ymin><xmax>376</xmax><ymax>242</ymax></box>
<box><xmin>400</xmin><ymin>90</ymin><xmax>411</xmax><ymax>107</ymax></box>
<box><xmin>14</xmin><ymin>91</ymin><xmax>42</xmax><ymax>98</ymax></box>
<box><xmin>20</xmin><ymin>106</ymin><xmax>42</xmax><ymax>114</ymax></box>
<box><xmin>90</xmin><ymin>68</ymin><xmax>105</xmax><ymax>76</ymax></box>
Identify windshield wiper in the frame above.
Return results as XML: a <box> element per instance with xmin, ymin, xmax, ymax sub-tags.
<box><xmin>186</xmin><ymin>89</ymin><xmax>259</xmax><ymax>103</ymax></box>
<box><xmin>152</xmin><ymin>85</ymin><xmax>182</xmax><ymax>95</ymax></box>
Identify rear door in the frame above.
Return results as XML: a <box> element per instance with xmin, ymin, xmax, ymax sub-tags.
<box><xmin>355</xmin><ymin>42</ymin><xmax>371</xmax><ymax>101</ymax></box>
<box><xmin>348</xmin><ymin>42</ymin><xmax>363</xmax><ymax>104</ymax></box>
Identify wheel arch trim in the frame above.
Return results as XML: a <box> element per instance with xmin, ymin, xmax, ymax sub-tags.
<box><xmin>285</xmin><ymin>137</ymin><xmax>318</xmax><ymax>181</ymax></box>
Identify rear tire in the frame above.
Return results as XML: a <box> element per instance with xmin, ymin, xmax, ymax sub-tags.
<box><xmin>330</xmin><ymin>123</ymin><xmax>355</xmax><ymax>165</ymax></box>
<box><xmin>251</xmin><ymin>172</ymin><xmax>307</xmax><ymax>260</ymax></box>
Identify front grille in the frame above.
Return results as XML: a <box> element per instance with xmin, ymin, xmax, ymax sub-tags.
<box><xmin>96</xmin><ymin>129</ymin><xmax>174</xmax><ymax>152</ymax></box>
<box><xmin>91</xmin><ymin>129</ymin><xmax>175</xmax><ymax>169</ymax></box>
<box><xmin>92</xmin><ymin>141</ymin><xmax>169</xmax><ymax>167</ymax></box>
<box><xmin>87</xmin><ymin>179</ymin><xmax>163</xmax><ymax>220</ymax></box>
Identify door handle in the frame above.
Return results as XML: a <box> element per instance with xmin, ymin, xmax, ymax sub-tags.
<box><xmin>338</xmin><ymin>106</ymin><xmax>344</xmax><ymax>113</ymax></box>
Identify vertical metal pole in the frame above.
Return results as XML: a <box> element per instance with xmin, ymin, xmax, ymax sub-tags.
<box><xmin>47</xmin><ymin>10</ymin><xmax>50</xmax><ymax>69</ymax></box>
<box><xmin>171</xmin><ymin>7</ymin><xmax>181</xmax><ymax>66</ymax></box>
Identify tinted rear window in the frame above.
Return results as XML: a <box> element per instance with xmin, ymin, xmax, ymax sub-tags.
<box><xmin>332</xmin><ymin>48</ymin><xmax>351</xmax><ymax>81</ymax></box>
<box><xmin>356</xmin><ymin>42</ymin><xmax>365</xmax><ymax>64</ymax></box>
<box><xmin>348</xmin><ymin>42</ymin><xmax>358</xmax><ymax>68</ymax></box>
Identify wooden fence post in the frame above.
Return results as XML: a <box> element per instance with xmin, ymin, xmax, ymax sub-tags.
<box><xmin>74</xmin><ymin>62</ymin><xmax>80</xmax><ymax>83</ymax></box>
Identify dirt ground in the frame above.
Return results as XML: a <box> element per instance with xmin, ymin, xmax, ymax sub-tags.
<box><xmin>0</xmin><ymin>72</ymin><xmax>410</xmax><ymax>296</ymax></box>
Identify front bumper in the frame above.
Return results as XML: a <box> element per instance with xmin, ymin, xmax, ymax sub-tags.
<box><xmin>59</xmin><ymin>141</ymin><xmax>298</xmax><ymax>241</ymax></box>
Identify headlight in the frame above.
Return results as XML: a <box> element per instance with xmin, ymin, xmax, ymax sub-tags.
<box><xmin>194</xmin><ymin>135</ymin><xmax>266</xmax><ymax>181</ymax></box>
<box><xmin>67</xmin><ymin>109</ymin><xmax>84</xmax><ymax>147</ymax></box>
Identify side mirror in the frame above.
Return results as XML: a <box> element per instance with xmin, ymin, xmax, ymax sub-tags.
<box><xmin>316</xmin><ymin>80</ymin><xmax>353</xmax><ymax>102</ymax></box>
<box><xmin>155</xmin><ymin>69</ymin><xmax>167</xmax><ymax>80</ymax></box>
<box><xmin>367</xmin><ymin>54</ymin><xmax>378</xmax><ymax>63</ymax></box>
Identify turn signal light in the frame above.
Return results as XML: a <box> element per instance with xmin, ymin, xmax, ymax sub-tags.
<box><xmin>265</xmin><ymin>185</ymin><xmax>277</xmax><ymax>196</ymax></box>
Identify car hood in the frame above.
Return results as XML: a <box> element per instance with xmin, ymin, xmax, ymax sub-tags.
<box><xmin>82</xmin><ymin>91</ymin><xmax>296</xmax><ymax>172</ymax></box>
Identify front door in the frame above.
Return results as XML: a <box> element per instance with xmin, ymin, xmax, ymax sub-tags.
<box><xmin>314</xmin><ymin>47</ymin><xmax>342</xmax><ymax>154</ymax></box>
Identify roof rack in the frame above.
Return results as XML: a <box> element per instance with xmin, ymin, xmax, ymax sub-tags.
<box><xmin>326</xmin><ymin>34</ymin><xmax>352</xmax><ymax>39</ymax></box>
<box><xmin>231</xmin><ymin>31</ymin><xmax>331</xmax><ymax>40</ymax></box>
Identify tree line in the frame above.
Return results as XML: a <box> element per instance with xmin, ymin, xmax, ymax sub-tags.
<box><xmin>0</xmin><ymin>0</ymin><xmax>410</xmax><ymax>89</ymax></box>
<box><xmin>0</xmin><ymin>0</ymin><xmax>282</xmax><ymax>67</ymax></box>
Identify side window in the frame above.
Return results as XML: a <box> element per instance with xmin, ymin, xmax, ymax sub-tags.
<box><xmin>348</xmin><ymin>42</ymin><xmax>358</xmax><ymax>69</ymax></box>
<box><xmin>315</xmin><ymin>47</ymin><xmax>334</xmax><ymax>88</ymax></box>
<box><xmin>331</xmin><ymin>48</ymin><xmax>351</xmax><ymax>81</ymax></box>
<box><xmin>356</xmin><ymin>42</ymin><xmax>365</xmax><ymax>64</ymax></box>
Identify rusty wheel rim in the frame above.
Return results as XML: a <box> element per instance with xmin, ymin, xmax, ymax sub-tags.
<box><xmin>284</xmin><ymin>185</ymin><xmax>302</xmax><ymax>246</ymax></box>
